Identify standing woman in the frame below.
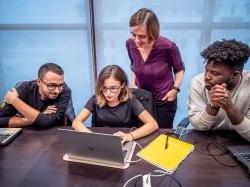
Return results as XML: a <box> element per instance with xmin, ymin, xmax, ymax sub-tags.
<box><xmin>126</xmin><ymin>8</ymin><xmax>185</xmax><ymax>128</ymax></box>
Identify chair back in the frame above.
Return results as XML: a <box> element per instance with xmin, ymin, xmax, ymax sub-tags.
<box><xmin>64</xmin><ymin>97</ymin><xmax>75</xmax><ymax>126</ymax></box>
<box><xmin>176</xmin><ymin>117</ymin><xmax>190</xmax><ymax>128</ymax></box>
<box><xmin>130</xmin><ymin>88</ymin><xmax>155</xmax><ymax>127</ymax></box>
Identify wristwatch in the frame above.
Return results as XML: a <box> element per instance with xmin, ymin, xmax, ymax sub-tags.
<box><xmin>172</xmin><ymin>86</ymin><xmax>180</xmax><ymax>93</ymax></box>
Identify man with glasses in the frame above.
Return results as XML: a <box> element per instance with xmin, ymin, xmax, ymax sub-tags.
<box><xmin>0</xmin><ymin>63</ymin><xmax>71</xmax><ymax>128</ymax></box>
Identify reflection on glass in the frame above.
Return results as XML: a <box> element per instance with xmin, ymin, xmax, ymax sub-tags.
<box><xmin>96</xmin><ymin>0</ymin><xmax>204</xmax><ymax>23</ymax></box>
<box><xmin>0</xmin><ymin>0</ymin><xmax>87</xmax><ymax>24</ymax></box>
<box><xmin>214</xmin><ymin>0</ymin><xmax>250</xmax><ymax>22</ymax></box>
<box><xmin>0</xmin><ymin>30</ymin><xmax>92</xmax><ymax>116</ymax></box>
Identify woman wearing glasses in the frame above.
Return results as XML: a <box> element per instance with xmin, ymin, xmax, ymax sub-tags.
<box><xmin>126</xmin><ymin>8</ymin><xmax>185</xmax><ymax>128</ymax></box>
<box><xmin>72</xmin><ymin>65</ymin><xmax>158</xmax><ymax>143</ymax></box>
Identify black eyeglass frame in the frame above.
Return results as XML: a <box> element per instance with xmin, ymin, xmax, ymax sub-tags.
<box><xmin>101</xmin><ymin>85</ymin><xmax>121</xmax><ymax>93</ymax></box>
<box><xmin>40</xmin><ymin>79</ymin><xmax>64</xmax><ymax>91</ymax></box>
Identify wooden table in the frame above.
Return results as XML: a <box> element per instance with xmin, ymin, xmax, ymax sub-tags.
<box><xmin>1</xmin><ymin>127</ymin><xmax>249</xmax><ymax>187</ymax></box>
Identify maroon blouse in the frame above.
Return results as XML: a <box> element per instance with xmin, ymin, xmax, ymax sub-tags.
<box><xmin>126</xmin><ymin>36</ymin><xmax>185</xmax><ymax>101</ymax></box>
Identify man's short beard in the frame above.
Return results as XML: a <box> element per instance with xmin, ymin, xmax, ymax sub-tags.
<box><xmin>224</xmin><ymin>78</ymin><xmax>234</xmax><ymax>90</ymax></box>
<box><xmin>205</xmin><ymin>77</ymin><xmax>233</xmax><ymax>91</ymax></box>
<box><xmin>205</xmin><ymin>85</ymin><xmax>212</xmax><ymax>90</ymax></box>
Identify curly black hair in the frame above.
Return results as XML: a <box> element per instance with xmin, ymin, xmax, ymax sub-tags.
<box><xmin>201</xmin><ymin>39</ymin><xmax>250</xmax><ymax>71</ymax></box>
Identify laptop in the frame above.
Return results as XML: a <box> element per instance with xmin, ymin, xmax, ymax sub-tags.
<box><xmin>227</xmin><ymin>145</ymin><xmax>250</xmax><ymax>173</ymax></box>
<box><xmin>58</xmin><ymin>128</ymin><xmax>136</xmax><ymax>169</ymax></box>
<box><xmin>0</xmin><ymin>128</ymin><xmax>22</xmax><ymax>146</ymax></box>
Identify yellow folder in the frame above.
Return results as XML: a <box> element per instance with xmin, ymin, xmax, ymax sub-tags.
<box><xmin>137</xmin><ymin>134</ymin><xmax>194</xmax><ymax>173</ymax></box>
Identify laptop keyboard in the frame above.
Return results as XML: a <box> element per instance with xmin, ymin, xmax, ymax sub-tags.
<box><xmin>242</xmin><ymin>154</ymin><xmax>250</xmax><ymax>162</ymax></box>
<box><xmin>122</xmin><ymin>150</ymin><xmax>128</xmax><ymax>159</ymax></box>
<box><xmin>0</xmin><ymin>128</ymin><xmax>22</xmax><ymax>145</ymax></box>
<box><xmin>0</xmin><ymin>134</ymin><xmax>11</xmax><ymax>143</ymax></box>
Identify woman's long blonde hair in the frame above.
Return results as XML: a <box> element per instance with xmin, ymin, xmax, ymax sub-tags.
<box><xmin>95</xmin><ymin>65</ymin><xmax>131</xmax><ymax>107</ymax></box>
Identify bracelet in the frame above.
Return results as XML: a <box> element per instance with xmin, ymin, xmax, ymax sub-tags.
<box><xmin>172</xmin><ymin>86</ymin><xmax>180</xmax><ymax>92</ymax></box>
<box><xmin>129</xmin><ymin>132</ymin><xmax>135</xmax><ymax>141</ymax></box>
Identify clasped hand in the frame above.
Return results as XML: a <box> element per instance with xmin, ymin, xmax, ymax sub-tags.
<box><xmin>209</xmin><ymin>83</ymin><xmax>232</xmax><ymax>110</ymax></box>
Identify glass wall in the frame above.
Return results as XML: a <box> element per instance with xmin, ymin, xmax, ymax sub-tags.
<box><xmin>1</xmin><ymin>0</ymin><xmax>250</xmax><ymax>127</ymax></box>
<box><xmin>94</xmin><ymin>0</ymin><xmax>250</xmax><ymax>127</ymax></box>
<box><xmin>0</xmin><ymin>0</ymin><xmax>93</xmax><ymax>120</ymax></box>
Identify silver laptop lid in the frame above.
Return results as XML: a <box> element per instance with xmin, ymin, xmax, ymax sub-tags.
<box><xmin>58</xmin><ymin>128</ymin><xmax>130</xmax><ymax>166</ymax></box>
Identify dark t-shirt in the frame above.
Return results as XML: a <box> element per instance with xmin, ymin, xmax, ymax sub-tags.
<box><xmin>85</xmin><ymin>95</ymin><xmax>144</xmax><ymax>127</ymax></box>
<box><xmin>0</xmin><ymin>80</ymin><xmax>71</xmax><ymax>128</ymax></box>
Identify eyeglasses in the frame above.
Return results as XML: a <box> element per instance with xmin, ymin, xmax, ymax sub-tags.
<box><xmin>101</xmin><ymin>86</ymin><xmax>121</xmax><ymax>93</ymax></box>
<box><xmin>40</xmin><ymin>79</ymin><xmax>64</xmax><ymax>91</ymax></box>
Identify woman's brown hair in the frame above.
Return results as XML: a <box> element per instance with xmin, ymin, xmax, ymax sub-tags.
<box><xmin>129</xmin><ymin>8</ymin><xmax>160</xmax><ymax>41</ymax></box>
<box><xmin>95</xmin><ymin>65</ymin><xmax>131</xmax><ymax>107</ymax></box>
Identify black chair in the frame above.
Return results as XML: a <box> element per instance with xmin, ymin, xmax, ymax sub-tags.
<box><xmin>176</xmin><ymin>117</ymin><xmax>190</xmax><ymax>128</ymax></box>
<box><xmin>131</xmin><ymin>88</ymin><xmax>190</xmax><ymax>129</ymax></box>
<box><xmin>64</xmin><ymin>97</ymin><xmax>75</xmax><ymax>126</ymax></box>
<box><xmin>172</xmin><ymin>117</ymin><xmax>190</xmax><ymax>138</ymax></box>
<box><xmin>15</xmin><ymin>81</ymin><xmax>75</xmax><ymax>126</ymax></box>
<box><xmin>130</xmin><ymin>88</ymin><xmax>155</xmax><ymax>127</ymax></box>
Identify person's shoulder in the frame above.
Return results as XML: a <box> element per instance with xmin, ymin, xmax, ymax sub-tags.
<box><xmin>119</xmin><ymin>95</ymin><xmax>135</xmax><ymax>106</ymax></box>
<box><xmin>242</xmin><ymin>70</ymin><xmax>250</xmax><ymax>79</ymax></box>
<box><xmin>193</xmin><ymin>73</ymin><xmax>204</xmax><ymax>80</ymax></box>
<box><xmin>16</xmin><ymin>80</ymin><xmax>37</xmax><ymax>89</ymax></box>
<box><xmin>241</xmin><ymin>70</ymin><xmax>250</xmax><ymax>85</ymax></box>
<box><xmin>154</xmin><ymin>36</ymin><xmax>175</xmax><ymax>49</ymax></box>
<box><xmin>129</xmin><ymin>95</ymin><xmax>144</xmax><ymax>111</ymax></box>
<box><xmin>129</xmin><ymin>95</ymin><xmax>142</xmax><ymax>105</ymax></box>
<box><xmin>14</xmin><ymin>80</ymin><xmax>37</xmax><ymax>98</ymax></box>
<box><xmin>191</xmin><ymin>73</ymin><xmax>204</xmax><ymax>82</ymax></box>
<box><xmin>87</xmin><ymin>95</ymin><xmax>97</xmax><ymax>104</ymax></box>
<box><xmin>130</xmin><ymin>95</ymin><xmax>137</xmax><ymax>101</ymax></box>
<box><xmin>126</xmin><ymin>38</ymin><xmax>137</xmax><ymax>49</ymax></box>
<box><xmin>90</xmin><ymin>95</ymin><xmax>96</xmax><ymax>100</ymax></box>
<box><xmin>190</xmin><ymin>73</ymin><xmax>205</xmax><ymax>87</ymax></box>
<box><xmin>62</xmin><ymin>82</ymin><xmax>71</xmax><ymax>93</ymax></box>
<box><xmin>84</xmin><ymin>95</ymin><xmax>97</xmax><ymax>109</ymax></box>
